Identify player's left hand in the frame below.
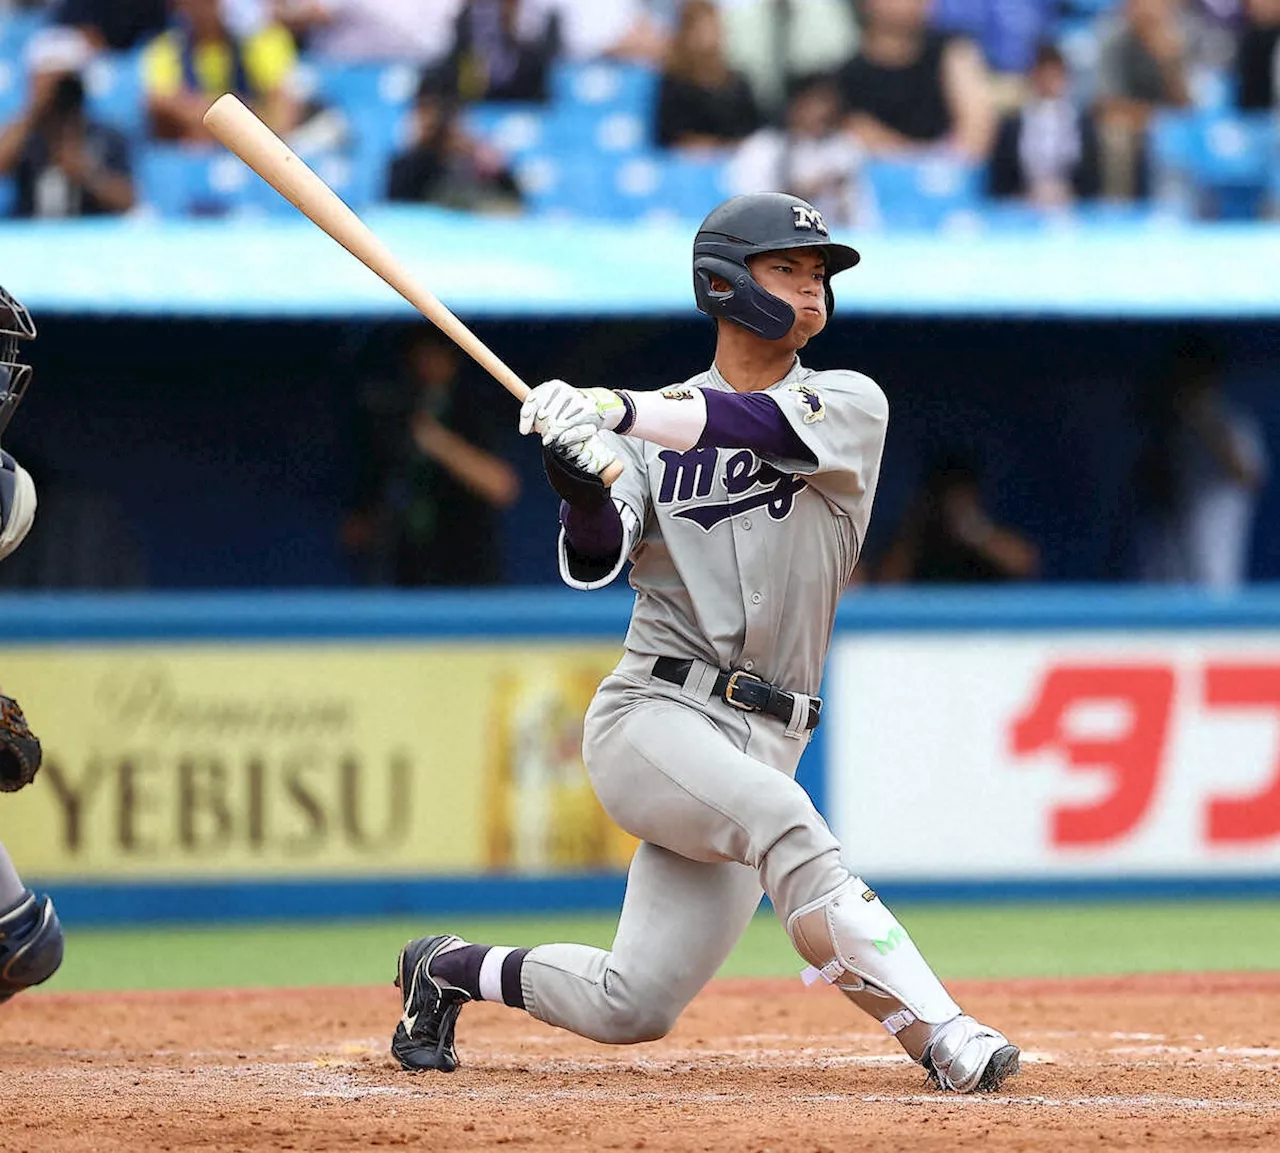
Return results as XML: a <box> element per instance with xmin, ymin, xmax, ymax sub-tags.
<box><xmin>0</xmin><ymin>695</ymin><xmax>42</xmax><ymax>793</ymax></box>
<box><xmin>519</xmin><ymin>380</ymin><xmax>626</xmax><ymax>447</ymax></box>
<box><xmin>0</xmin><ymin>450</ymin><xmax>36</xmax><ymax>562</ymax></box>
<box><xmin>542</xmin><ymin>432</ymin><xmax>618</xmax><ymax>511</ymax></box>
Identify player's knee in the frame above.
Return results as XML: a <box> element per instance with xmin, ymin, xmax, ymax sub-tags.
<box><xmin>609</xmin><ymin>999</ymin><xmax>679</xmax><ymax>1044</ymax></box>
<box><xmin>604</xmin><ymin>981</ymin><xmax>681</xmax><ymax>1043</ymax></box>
<box><xmin>0</xmin><ymin>890</ymin><xmax>65</xmax><ymax>1003</ymax></box>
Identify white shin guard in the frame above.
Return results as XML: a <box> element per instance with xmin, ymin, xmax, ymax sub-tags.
<box><xmin>787</xmin><ymin>878</ymin><xmax>961</xmax><ymax>1062</ymax></box>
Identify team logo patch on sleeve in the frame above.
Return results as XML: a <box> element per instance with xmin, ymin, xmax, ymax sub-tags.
<box><xmin>790</xmin><ymin>384</ymin><xmax>826</xmax><ymax>424</ymax></box>
<box><xmin>662</xmin><ymin>387</ymin><xmax>697</xmax><ymax>401</ymax></box>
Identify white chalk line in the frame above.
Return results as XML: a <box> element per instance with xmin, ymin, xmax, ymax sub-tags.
<box><xmin>296</xmin><ymin>1068</ymin><xmax>1280</xmax><ymax>1113</ymax></box>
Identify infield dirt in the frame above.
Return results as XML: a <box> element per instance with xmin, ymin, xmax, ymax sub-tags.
<box><xmin>3</xmin><ymin>974</ymin><xmax>1279</xmax><ymax>1152</ymax></box>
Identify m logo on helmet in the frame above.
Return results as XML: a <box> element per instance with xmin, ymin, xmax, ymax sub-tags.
<box><xmin>792</xmin><ymin>205</ymin><xmax>828</xmax><ymax>234</ymax></box>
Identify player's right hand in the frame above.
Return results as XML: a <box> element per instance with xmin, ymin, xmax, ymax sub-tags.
<box><xmin>519</xmin><ymin>380</ymin><xmax>626</xmax><ymax>446</ymax></box>
<box><xmin>0</xmin><ymin>450</ymin><xmax>36</xmax><ymax>562</ymax></box>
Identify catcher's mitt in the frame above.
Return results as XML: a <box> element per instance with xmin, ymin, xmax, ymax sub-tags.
<box><xmin>0</xmin><ymin>695</ymin><xmax>41</xmax><ymax>792</ymax></box>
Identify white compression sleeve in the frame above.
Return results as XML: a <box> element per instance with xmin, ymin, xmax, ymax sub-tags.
<box><xmin>615</xmin><ymin>389</ymin><xmax>708</xmax><ymax>452</ymax></box>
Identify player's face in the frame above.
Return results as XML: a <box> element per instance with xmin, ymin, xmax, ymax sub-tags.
<box><xmin>748</xmin><ymin>249</ymin><xmax>828</xmax><ymax>347</ymax></box>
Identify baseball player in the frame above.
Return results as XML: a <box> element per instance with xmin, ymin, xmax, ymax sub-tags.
<box><xmin>0</xmin><ymin>284</ymin><xmax>66</xmax><ymax>1003</ymax></box>
<box><xmin>389</xmin><ymin>194</ymin><xmax>1019</xmax><ymax>1093</ymax></box>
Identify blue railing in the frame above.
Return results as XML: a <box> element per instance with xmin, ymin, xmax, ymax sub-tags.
<box><xmin>4</xmin><ymin>585</ymin><xmax>1280</xmax><ymax>643</ymax></box>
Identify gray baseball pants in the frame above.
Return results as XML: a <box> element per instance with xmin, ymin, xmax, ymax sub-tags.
<box><xmin>520</xmin><ymin>653</ymin><xmax>850</xmax><ymax>1043</ymax></box>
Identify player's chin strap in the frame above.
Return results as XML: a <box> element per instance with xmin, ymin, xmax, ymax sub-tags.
<box><xmin>788</xmin><ymin>878</ymin><xmax>962</xmax><ymax>1062</ymax></box>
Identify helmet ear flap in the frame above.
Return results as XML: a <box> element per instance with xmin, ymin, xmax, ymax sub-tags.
<box><xmin>693</xmin><ymin>254</ymin><xmax>796</xmax><ymax>341</ymax></box>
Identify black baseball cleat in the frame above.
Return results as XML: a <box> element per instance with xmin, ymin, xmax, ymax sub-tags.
<box><xmin>391</xmin><ymin>934</ymin><xmax>472</xmax><ymax>1073</ymax></box>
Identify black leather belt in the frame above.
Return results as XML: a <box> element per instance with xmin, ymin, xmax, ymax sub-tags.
<box><xmin>651</xmin><ymin>657</ymin><xmax>822</xmax><ymax>732</ymax></box>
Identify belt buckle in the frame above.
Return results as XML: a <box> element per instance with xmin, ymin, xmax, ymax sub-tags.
<box><xmin>725</xmin><ymin>669</ymin><xmax>765</xmax><ymax>711</ymax></box>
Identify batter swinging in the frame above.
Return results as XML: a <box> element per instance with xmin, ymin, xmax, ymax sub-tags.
<box><xmin>390</xmin><ymin>193</ymin><xmax>1020</xmax><ymax>1093</ymax></box>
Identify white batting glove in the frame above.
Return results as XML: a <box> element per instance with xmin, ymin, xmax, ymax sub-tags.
<box><xmin>519</xmin><ymin>380</ymin><xmax>627</xmax><ymax>447</ymax></box>
<box><xmin>558</xmin><ymin>431</ymin><xmax>618</xmax><ymax>478</ymax></box>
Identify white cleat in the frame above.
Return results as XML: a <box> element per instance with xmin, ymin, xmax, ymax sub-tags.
<box><xmin>922</xmin><ymin>1015</ymin><xmax>1021</xmax><ymax>1093</ymax></box>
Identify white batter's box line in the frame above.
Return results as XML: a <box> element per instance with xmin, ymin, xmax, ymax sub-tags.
<box><xmin>836</xmin><ymin>1094</ymin><xmax>1280</xmax><ymax>1112</ymax></box>
<box><xmin>1107</xmin><ymin>1045</ymin><xmax>1280</xmax><ymax>1059</ymax></box>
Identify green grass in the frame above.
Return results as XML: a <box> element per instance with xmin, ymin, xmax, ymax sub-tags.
<box><xmin>37</xmin><ymin>901</ymin><xmax>1280</xmax><ymax>994</ymax></box>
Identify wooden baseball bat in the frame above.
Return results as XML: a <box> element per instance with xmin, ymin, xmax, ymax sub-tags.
<box><xmin>201</xmin><ymin>94</ymin><xmax>623</xmax><ymax>484</ymax></box>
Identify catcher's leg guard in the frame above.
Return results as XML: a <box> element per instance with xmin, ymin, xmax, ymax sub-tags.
<box><xmin>0</xmin><ymin>890</ymin><xmax>64</xmax><ymax>1004</ymax></box>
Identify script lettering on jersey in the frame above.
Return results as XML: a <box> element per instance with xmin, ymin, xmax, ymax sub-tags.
<box><xmin>657</xmin><ymin>447</ymin><xmax>719</xmax><ymax>503</ymax></box>
<box><xmin>657</xmin><ymin>448</ymin><xmax>807</xmax><ymax>532</ymax></box>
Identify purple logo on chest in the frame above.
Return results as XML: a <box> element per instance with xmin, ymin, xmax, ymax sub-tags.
<box><xmin>656</xmin><ymin>448</ymin><xmax>807</xmax><ymax>531</ymax></box>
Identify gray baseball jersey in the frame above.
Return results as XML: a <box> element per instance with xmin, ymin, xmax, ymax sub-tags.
<box><xmin>558</xmin><ymin>358</ymin><xmax>889</xmax><ymax>695</ymax></box>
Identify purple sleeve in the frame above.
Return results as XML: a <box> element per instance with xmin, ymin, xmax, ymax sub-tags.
<box><xmin>697</xmin><ymin>391</ymin><xmax>818</xmax><ymax>463</ymax></box>
<box><xmin>560</xmin><ymin>499</ymin><xmax>623</xmax><ymax>560</ymax></box>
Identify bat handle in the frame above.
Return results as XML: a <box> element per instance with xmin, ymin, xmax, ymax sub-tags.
<box><xmin>602</xmin><ymin>459</ymin><xmax>623</xmax><ymax>486</ymax></box>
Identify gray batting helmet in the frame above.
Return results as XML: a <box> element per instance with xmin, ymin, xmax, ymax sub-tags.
<box><xmin>0</xmin><ymin>286</ymin><xmax>36</xmax><ymax>442</ymax></box>
<box><xmin>693</xmin><ymin>193</ymin><xmax>861</xmax><ymax>341</ymax></box>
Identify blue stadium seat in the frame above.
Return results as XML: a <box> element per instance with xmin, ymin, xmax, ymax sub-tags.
<box><xmin>138</xmin><ymin>145</ymin><xmax>260</xmax><ymax>218</ymax></box>
<box><xmin>519</xmin><ymin>150</ymin><xmax>730</xmax><ymax>222</ymax></box>
<box><xmin>0</xmin><ymin>9</ymin><xmax>46</xmax><ymax>62</ymax></box>
<box><xmin>1150</xmin><ymin>110</ymin><xmax>1277</xmax><ymax>219</ymax></box>
<box><xmin>549</xmin><ymin>61</ymin><xmax>658</xmax><ymax>114</ymax></box>
<box><xmin>84</xmin><ymin>51</ymin><xmax>146</xmax><ymax>137</ymax></box>
<box><xmin>515</xmin><ymin>153</ymin><xmax>612</xmax><ymax>218</ymax></box>
<box><xmin>0</xmin><ymin>175</ymin><xmax>15</xmax><ymax>218</ymax></box>
<box><xmin>137</xmin><ymin>145</ymin><xmax>195</xmax><ymax>217</ymax></box>
<box><xmin>0</xmin><ymin>57</ymin><xmax>25</xmax><ymax>124</ymax></box>
<box><xmin>542</xmin><ymin>105</ymin><xmax>649</xmax><ymax>157</ymax></box>
<box><xmin>1192</xmin><ymin>112</ymin><xmax>1275</xmax><ymax>189</ymax></box>
<box><xmin>341</xmin><ymin>104</ymin><xmax>403</xmax><ymax>206</ymax></box>
<box><xmin>309</xmin><ymin>61</ymin><xmax>418</xmax><ymax>116</ymax></box>
<box><xmin>863</xmin><ymin>158</ymin><xmax>983</xmax><ymax>230</ymax></box>
<box><xmin>1149</xmin><ymin>110</ymin><xmax>1196</xmax><ymax>174</ymax></box>
<box><xmin>1190</xmin><ymin>68</ymin><xmax>1235</xmax><ymax>111</ymax></box>
<box><xmin>652</xmin><ymin>155</ymin><xmax>731</xmax><ymax>220</ymax></box>
<box><xmin>463</xmin><ymin>103</ymin><xmax>548</xmax><ymax>159</ymax></box>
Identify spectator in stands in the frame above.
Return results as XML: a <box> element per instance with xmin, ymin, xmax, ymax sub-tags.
<box><xmin>837</xmin><ymin>0</ymin><xmax>995</xmax><ymax>161</ymax></box>
<box><xmin>878</xmin><ymin>451</ymin><xmax>1041</xmax><ymax>584</ymax></box>
<box><xmin>989</xmin><ymin>43</ymin><xmax>1102</xmax><ymax>208</ymax></box>
<box><xmin>517</xmin><ymin>0</ymin><xmax>668</xmax><ymax>64</ymax></box>
<box><xmin>1095</xmin><ymin>0</ymin><xmax>1196</xmax><ymax>198</ymax></box>
<box><xmin>0</xmin><ymin>57</ymin><xmax>135</xmax><ymax>217</ymax></box>
<box><xmin>656</xmin><ymin>0</ymin><xmax>763</xmax><ymax>152</ymax></box>
<box><xmin>222</xmin><ymin>0</ymin><xmax>269</xmax><ymax>36</ymax></box>
<box><xmin>728</xmin><ymin>74</ymin><xmax>873</xmax><ymax>227</ymax></box>
<box><xmin>273</xmin><ymin>0</ymin><xmax>463</xmax><ymax>66</ymax></box>
<box><xmin>53</xmin><ymin>0</ymin><xmax>169</xmax><ymax>51</ymax></box>
<box><xmin>930</xmin><ymin>0</ymin><xmax>1054</xmax><ymax>77</ymax></box>
<box><xmin>444</xmin><ymin>0</ymin><xmax>555</xmax><ymax>103</ymax></box>
<box><xmin>1133</xmin><ymin>333</ymin><xmax>1268</xmax><ymax>590</ymax></box>
<box><xmin>343</xmin><ymin>327</ymin><xmax>521</xmax><ymax>587</ymax></box>
<box><xmin>711</xmin><ymin>0</ymin><xmax>859</xmax><ymax>119</ymax></box>
<box><xmin>387</xmin><ymin>74</ymin><xmax>522</xmax><ymax>210</ymax></box>
<box><xmin>1237</xmin><ymin>0</ymin><xmax>1280</xmax><ymax>109</ymax></box>
<box><xmin>142</xmin><ymin>0</ymin><xmax>300</xmax><ymax>143</ymax></box>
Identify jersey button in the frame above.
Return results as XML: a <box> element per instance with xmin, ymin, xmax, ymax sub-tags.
<box><xmin>750</xmin><ymin>592</ymin><xmax>763</xmax><ymax>605</ymax></box>
<box><xmin>742</xmin><ymin>518</ymin><xmax>753</xmax><ymax>530</ymax></box>
<box><xmin>744</xmin><ymin>659</ymin><xmax>755</xmax><ymax>670</ymax></box>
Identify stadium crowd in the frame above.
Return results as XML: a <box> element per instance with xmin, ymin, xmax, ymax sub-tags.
<box><xmin>0</xmin><ymin>0</ymin><xmax>1276</xmax><ymax>225</ymax></box>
